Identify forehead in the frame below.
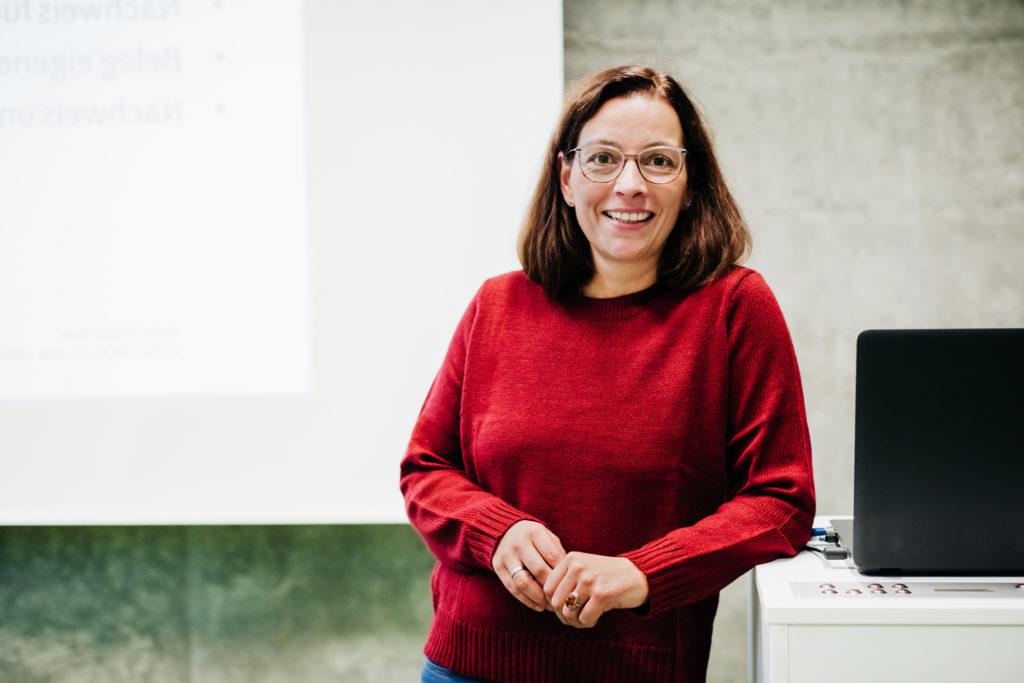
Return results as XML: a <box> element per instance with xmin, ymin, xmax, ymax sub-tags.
<box><xmin>578</xmin><ymin>94</ymin><xmax>683</xmax><ymax>147</ymax></box>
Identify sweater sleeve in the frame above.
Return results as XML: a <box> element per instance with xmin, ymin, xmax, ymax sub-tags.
<box><xmin>620</xmin><ymin>271</ymin><xmax>817</xmax><ymax>616</ymax></box>
<box><xmin>400</xmin><ymin>284</ymin><xmax>541</xmax><ymax>572</ymax></box>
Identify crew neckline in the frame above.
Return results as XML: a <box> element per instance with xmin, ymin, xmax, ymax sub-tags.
<box><xmin>561</xmin><ymin>280</ymin><xmax>669</xmax><ymax>320</ymax></box>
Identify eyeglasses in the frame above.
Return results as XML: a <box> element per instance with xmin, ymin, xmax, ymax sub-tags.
<box><xmin>566</xmin><ymin>143</ymin><xmax>687</xmax><ymax>184</ymax></box>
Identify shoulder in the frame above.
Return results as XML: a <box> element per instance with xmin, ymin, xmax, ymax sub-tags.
<box><xmin>715</xmin><ymin>265</ymin><xmax>770</xmax><ymax>298</ymax></box>
<box><xmin>475</xmin><ymin>270</ymin><xmax>545</xmax><ymax>309</ymax></box>
<box><xmin>453</xmin><ymin>271</ymin><xmax>542</xmax><ymax>333</ymax></box>
<box><xmin>715</xmin><ymin>267</ymin><xmax>794</xmax><ymax>342</ymax></box>
<box><xmin>729</xmin><ymin>266</ymin><xmax>778</xmax><ymax>304</ymax></box>
<box><xmin>681</xmin><ymin>267</ymin><xmax>788</xmax><ymax>334</ymax></box>
<box><xmin>698</xmin><ymin>265</ymin><xmax>776</xmax><ymax>307</ymax></box>
<box><xmin>678</xmin><ymin>265</ymin><xmax>772</xmax><ymax>311</ymax></box>
<box><xmin>480</xmin><ymin>269</ymin><xmax>537</xmax><ymax>293</ymax></box>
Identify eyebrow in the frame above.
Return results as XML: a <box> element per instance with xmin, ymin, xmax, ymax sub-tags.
<box><xmin>581</xmin><ymin>138</ymin><xmax>683</xmax><ymax>149</ymax></box>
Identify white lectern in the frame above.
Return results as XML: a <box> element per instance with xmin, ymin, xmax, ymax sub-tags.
<box><xmin>750</xmin><ymin>515</ymin><xmax>1024</xmax><ymax>683</ymax></box>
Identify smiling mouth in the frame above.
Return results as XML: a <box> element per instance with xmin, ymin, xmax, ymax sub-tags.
<box><xmin>603</xmin><ymin>210</ymin><xmax>654</xmax><ymax>224</ymax></box>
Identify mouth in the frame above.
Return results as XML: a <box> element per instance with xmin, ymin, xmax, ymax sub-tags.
<box><xmin>602</xmin><ymin>210</ymin><xmax>654</xmax><ymax>226</ymax></box>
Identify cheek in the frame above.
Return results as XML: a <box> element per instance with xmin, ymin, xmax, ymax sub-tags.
<box><xmin>657</xmin><ymin>186</ymin><xmax>686</xmax><ymax>217</ymax></box>
<box><xmin>575</xmin><ymin>183</ymin><xmax>609</xmax><ymax>213</ymax></box>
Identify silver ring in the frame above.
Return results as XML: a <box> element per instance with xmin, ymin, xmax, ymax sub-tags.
<box><xmin>509</xmin><ymin>565</ymin><xmax>529</xmax><ymax>580</ymax></box>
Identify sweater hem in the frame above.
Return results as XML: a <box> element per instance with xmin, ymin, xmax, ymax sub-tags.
<box><xmin>424</xmin><ymin>607</ymin><xmax>677</xmax><ymax>683</ymax></box>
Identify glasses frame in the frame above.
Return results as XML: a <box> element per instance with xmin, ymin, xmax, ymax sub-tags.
<box><xmin>566</xmin><ymin>143</ymin><xmax>688</xmax><ymax>184</ymax></box>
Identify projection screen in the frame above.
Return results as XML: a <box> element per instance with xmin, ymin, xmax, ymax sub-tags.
<box><xmin>0</xmin><ymin>0</ymin><xmax>564</xmax><ymax>523</ymax></box>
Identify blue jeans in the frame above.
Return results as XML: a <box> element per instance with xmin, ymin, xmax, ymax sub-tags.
<box><xmin>420</xmin><ymin>657</ymin><xmax>488</xmax><ymax>682</ymax></box>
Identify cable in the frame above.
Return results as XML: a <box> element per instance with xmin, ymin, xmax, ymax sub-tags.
<box><xmin>805</xmin><ymin>542</ymin><xmax>850</xmax><ymax>561</ymax></box>
<box><xmin>805</xmin><ymin>526</ymin><xmax>849</xmax><ymax>560</ymax></box>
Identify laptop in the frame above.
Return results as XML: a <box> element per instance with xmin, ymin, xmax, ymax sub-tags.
<box><xmin>852</xmin><ymin>328</ymin><xmax>1024</xmax><ymax>575</ymax></box>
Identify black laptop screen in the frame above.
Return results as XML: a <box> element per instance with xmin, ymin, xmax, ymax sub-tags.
<box><xmin>853</xmin><ymin>329</ymin><xmax>1024</xmax><ymax>575</ymax></box>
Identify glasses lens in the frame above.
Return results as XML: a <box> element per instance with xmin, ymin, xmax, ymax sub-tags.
<box><xmin>576</xmin><ymin>145</ymin><xmax>683</xmax><ymax>184</ymax></box>
<box><xmin>638</xmin><ymin>147</ymin><xmax>683</xmax><ymax>183</ymax></box>
<box><xmin>578</xmin><ymin>145</ymin><xmax>623</xmax><ymax>182</ymax></box>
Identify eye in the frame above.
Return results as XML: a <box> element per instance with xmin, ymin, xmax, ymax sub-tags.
<box><xmin>647</xmin><ymin>154</ymin><xmax>675</xmax><ymax>168</ymax></box>
<box><xmin>587</xmin><ymin>151</ymin><xmax>617</xmax><ymax>166</ymax></box>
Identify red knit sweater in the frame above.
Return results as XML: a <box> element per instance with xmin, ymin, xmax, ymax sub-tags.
<box><xmin>400</xmin><ymin>267</ymin><xmax>816</xmax><ymax>683</ymax></box>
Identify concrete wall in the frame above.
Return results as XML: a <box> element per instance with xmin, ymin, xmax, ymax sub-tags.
<box><xmin>2</xmin><ymin>1</ymin><xmax>1021</xmax><ymax>681</ymax></box>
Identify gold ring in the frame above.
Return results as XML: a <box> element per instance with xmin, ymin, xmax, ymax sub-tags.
<box><xmin>565</xmin><ymin>591</ymin><xmax>582</xmax><ymax>611</ymax></box>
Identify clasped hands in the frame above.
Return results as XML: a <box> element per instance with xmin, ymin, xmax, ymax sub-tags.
<box><xmin>491</xmin><ymin>520</ymin><xmax>649</xmax><ymax>629</ymax></box>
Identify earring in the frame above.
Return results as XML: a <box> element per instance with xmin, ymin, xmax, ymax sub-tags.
<box><xmin>567</xmin><ymin>199</ymin><xmax>574</xmax><ymax>207</ymax></box>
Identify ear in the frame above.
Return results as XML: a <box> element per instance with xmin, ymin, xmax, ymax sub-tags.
<box><xmin>557</xmin><ymin>151</ymin><xmax>573</xmax><ymax>206</ymax></box>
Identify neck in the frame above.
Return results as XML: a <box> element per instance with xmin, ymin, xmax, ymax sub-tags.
<box><xmin>583</xmin><ymin>261</ymin><xmax>658</xmax><ymax>298</ymax></box>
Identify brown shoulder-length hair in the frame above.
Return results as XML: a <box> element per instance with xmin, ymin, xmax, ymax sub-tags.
<box><xmin>518</xmin><ymin>64</ymin><xmax>750</xmax><ymax>299</ymax></box>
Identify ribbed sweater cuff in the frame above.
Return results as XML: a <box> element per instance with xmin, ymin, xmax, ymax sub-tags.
<box><xmin>621</xmin><ymin>537</ymin><xmax>699</xmax><ymax>617</ymax></box>
<box><xmin>621</xmin><ymin>525</ymin><xmax>780</xmax><ymax>617</ymax></box>
<box><xmin>466</xmin><ymin>502</ymin><xmax>541</xmax><ymax>568</ymax></box>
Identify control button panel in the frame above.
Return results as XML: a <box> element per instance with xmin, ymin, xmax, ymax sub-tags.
<box><xmin>791</xmin><ymin>582</ymin><xmax>1024</xmax><ymax>599</ymax></box>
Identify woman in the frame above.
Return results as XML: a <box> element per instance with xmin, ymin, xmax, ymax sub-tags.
<box><xmin>401</xmin><ymin>64</ymin><xmax>816</xmax><ymax>683</ymax></box>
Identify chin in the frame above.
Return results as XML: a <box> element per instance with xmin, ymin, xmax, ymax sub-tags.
<box><xmin>605</xmin><ymin>252</ymin><xmax>652</xmax><ymax>265</ymax></box>
<box><xmin>604</xmin><ymin>241</ymin><xmax>652</xmax><ymax>259</ymax></box>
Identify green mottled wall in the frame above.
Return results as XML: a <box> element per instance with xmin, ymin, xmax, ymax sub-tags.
<box><xmin>0</xmin><ymin>526</ymin><xmax>435</xmax><ymax>681</ymax></box>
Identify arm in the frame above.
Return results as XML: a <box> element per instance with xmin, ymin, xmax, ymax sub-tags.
<box><xmin>619</xmin><ymin>271</ymin><xmax>817</xmax><ymax>616</ymax></box>
<box><xmin>399</xmin><ymin>285</ymin><xmax>541</xmax><ymax>572</ymax></box>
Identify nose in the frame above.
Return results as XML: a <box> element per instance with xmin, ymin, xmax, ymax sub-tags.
<box><xmin>613</xmin><ymin>157</ymin><xmax>647</xmax><ymax>196</ymax></box>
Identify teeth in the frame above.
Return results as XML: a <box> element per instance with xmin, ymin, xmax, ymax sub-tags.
<box><xmin>607</xmin><ymin>211</ymin><xmax>652</xmax><ymax>223</ymax></box>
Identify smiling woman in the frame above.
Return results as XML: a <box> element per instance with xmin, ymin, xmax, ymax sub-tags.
<box><xmin>400</xmin><ymin>64</ymin><xmax>817</xmax><ymax>683</ymax></box>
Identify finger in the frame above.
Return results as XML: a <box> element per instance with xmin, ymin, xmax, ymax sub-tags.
<box><xmin>575</xmin><ymin>591</ymin><xmax>603</xmax><ymax>628</ymax></box>
<box><xmin>498</xmin><ymin>565</ymin><xmax>545</xmax><ymax>612</ymax></box>
<box><xmin>560</xmin><ymin>588</ymin><xmax>588</xmax><ymax>627</ymax></box>
<box><xmin>510</xmin><ymin>564</ymin><xmax>548</xmax><ymax>610</ymax></box>
<box><xmin>543</xmin><ymin>557</ymin><xmax>569</xmax><ymax>605</ymax></box>
<box><xmin>548</xmin><ymin>557</ymin><xmax>582</xmax><ymax>612</ymax></box>
<box><xmin>524</xmin><ymin>540</ymin><xmax>557</xmax><ymax>585</ymax></box>
<box><xmin>551</xmin><ymin>605</ymin><xmax>572</xmax><ymax>626</ymax></box>
<box><xmin>519</xmin><ymin>546</ymin><xmax>556</xmax><ymax>599</ymax></box>
<box><xmin>533</xmin><ymin>530</ymin><xmax>567</xmax><ymax>570</ymax></box>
